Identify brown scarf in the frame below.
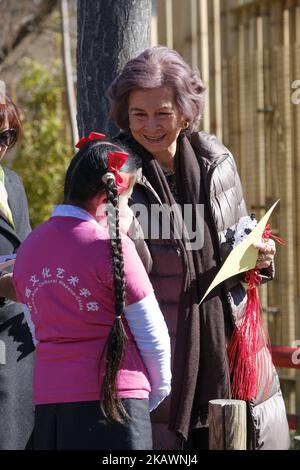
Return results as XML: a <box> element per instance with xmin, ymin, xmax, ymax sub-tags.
<box><xmin>117</xmin><ymin>132</ymin><xmax>231</xmax><ymax>440</ymax></box>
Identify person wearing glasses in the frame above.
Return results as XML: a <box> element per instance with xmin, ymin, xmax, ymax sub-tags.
<box><xmin>0</xmin><ymin>94</ymin><xmax>34</xmax><ymax>449</ymax></box>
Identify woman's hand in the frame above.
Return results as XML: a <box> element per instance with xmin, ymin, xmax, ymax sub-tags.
<box><xmin>253</xmin><ymin>239</ymin><xmax>276</xmax><ymax>270</ymax></box>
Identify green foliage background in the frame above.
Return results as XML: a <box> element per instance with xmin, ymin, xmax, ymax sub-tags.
<box><xmin>8</xmin><ymin>57</ymin><xmax>72</xmax><ymax>228</ymax></box>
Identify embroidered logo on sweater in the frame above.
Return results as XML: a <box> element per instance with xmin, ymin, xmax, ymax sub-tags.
<box><xmin>25</xmin><ymin>266</ymin><xmax>100</xmax><ymax>315</ymax></box>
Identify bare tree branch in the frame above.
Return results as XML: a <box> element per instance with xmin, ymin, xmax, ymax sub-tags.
<box><xmin>0</xmin><ymin>0</ymin><xmax>58</xmax><ymax>65</ymax></box>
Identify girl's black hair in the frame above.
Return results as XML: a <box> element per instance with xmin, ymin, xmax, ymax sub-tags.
<box><xmin>64</xmin><ymin>139</ymin><xmax>136</xmax><ymax>422</ymax></box>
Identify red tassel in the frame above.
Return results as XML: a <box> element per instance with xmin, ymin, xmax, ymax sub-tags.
<box><xmin>227</xmin><ymin>223</ymin><xmax>285</xmax><ymax>401</ymax></box>
<box><xmin>227</xmin><ymin>270</ymin><xmax>272</xmax><ymax>401</ymax></box>
<box><xmin>263</xmin><ymin>224</ymin><xmax>285</xmax><ymax>246</ymax></box>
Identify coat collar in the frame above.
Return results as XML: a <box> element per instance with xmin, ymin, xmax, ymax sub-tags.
<box><xmin>0</xmin><ymin>216</ymin><xmax>22</xmax><ymax>250</ymax></box>
<box><xmin>0</xmin><ymin>169</ymin><xmax>22</xmax><ymax>249</ymax></box>
<box><xmin>52</xmin><ymin>204</ymin><xmax>100</xmax><ymax>227</ymax></box>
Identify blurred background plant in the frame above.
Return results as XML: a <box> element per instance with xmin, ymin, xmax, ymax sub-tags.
<box><xmin>7</xmin><ymin>57</ymin><xmax>71</xmax><ymax>227</ymax></box>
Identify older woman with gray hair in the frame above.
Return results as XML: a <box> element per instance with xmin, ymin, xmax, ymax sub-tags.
<box><xmin>107</xmin><ymin>46</ymin><xmax>289</xmax><ymax>451</ymax></box>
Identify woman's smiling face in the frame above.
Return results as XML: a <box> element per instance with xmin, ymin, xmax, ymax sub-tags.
<box><xmin>128</xmin><ymin>86</ymin><xmax>184</xmax><ymax>160</ymax></box>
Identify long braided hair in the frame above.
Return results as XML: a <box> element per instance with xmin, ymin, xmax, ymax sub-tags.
<box><xmin>64</xmin><ymin>139</ymin><xmax>136</xmax><ymax>422</ymax></box>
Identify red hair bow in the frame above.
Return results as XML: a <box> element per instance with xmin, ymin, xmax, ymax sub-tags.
<box><xmin>75</xmin><ymin>132</ymin><xmax>106</xmax><ymax>149</ymax></box>
<box><xmin>107</xmin><ymin>150</ymin><xmax>130</xmax><ymax>192</ymax></box>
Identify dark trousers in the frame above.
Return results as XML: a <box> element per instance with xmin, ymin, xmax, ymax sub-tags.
<box><xmin>183</xmin><ymin>428</ymin><xmax>209</xmax><ymax>450</ymax></box>
<box><xmin>32</xmin><ymin>399</ymin><xmax>152</xmax><ymax>450</ymax></box>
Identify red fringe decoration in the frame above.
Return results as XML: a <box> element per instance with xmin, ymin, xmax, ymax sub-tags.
<box><xmin>227</xmin><ymin>225</ymin><xmax>282</xmax><ymax>401</ymax></box>
<box><xmin>227</xmin><ymin>271</ymin><xmax>269</xmax><ymax>400</ymax></box>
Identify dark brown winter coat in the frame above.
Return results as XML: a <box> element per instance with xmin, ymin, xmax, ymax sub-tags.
<box><xmin>120</xmin><ymin>131</ymin><xmax>289</xmax><ymax>450</ymax></box>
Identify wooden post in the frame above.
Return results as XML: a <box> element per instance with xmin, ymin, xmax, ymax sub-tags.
<box><xmin>225</xmin><ymin>4</ymin><xmax>240</xmax><ymax>160</ymax></box>
<box><xmin>255</xmin><ymin>6</ymin><xmax>268</xmax><ymax>311</ymax></box>
<box><xmin>172</xmin><ymin>0</ymin><xmax>198</xmax><ymax>68</ymax></box>
<box><xmin>208</xmin><ymin>399</ymin><xmax>247</xmax><ymax>450</ymax></box>
<box><xmin>293</xmin><ymin>6</ymin><xmax>300</xmax><ymax>434</ymax></box>
<box><xmin>198</xmin><ymin>0</ymin><xmax>210</xmax><ymax>132</ymax></box>
<box><xmin>280</xmin><ymin>5</ymin><xmax>296</xmax><ymax>351</ymax></box>
<box><xmin>212</xmin><ymin>0</ymin><xmax>222</xmax><ymax>140</ymax></box>
<box><xmin>269</xmin><ymin>0</ymin><xmax>284</xmax><ymax>346</ymax></box>
<box><xmin>294</xmin><ymin>436</ymin><xmax>300</xmax><ymax>450</ymax></box>
<box><xmin>245</xmin><ymin>6</ymin><xmax>255</xmax><ymax>207</ymax></box>
<box><xmin>60</xmin><ymin>0</ymin><xmax>78</xmax><ymax>148</ymax></box>
<box><xmin>237</xmin><ymin>10</ymin><xmax>247</xmax><ymax>192</ymax></box>
<box><xmin>156</xmin><ymin>0</ymin><xmax>173</xmax><ymax>48</ymax></box>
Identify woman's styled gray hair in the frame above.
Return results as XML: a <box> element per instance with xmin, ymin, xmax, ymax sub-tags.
<box><xmin>107</xmin><ymin>46</ymin><xmax>206</xmax><ymax>134</ymax></box>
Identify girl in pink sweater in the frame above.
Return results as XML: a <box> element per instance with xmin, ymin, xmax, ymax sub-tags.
<box><xmin>0</xmin><ymin>134</ymin><xmax>171</xmax><ymax>450</ymax></box>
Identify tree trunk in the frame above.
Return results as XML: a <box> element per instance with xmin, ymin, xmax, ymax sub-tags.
<box><xmin>77</xmin><ymin>0</ymin><xmax>151</xmax><ymax>137</ymax></box>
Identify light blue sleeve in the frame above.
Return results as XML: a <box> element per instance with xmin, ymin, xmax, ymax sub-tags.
<box><xmin>124</xmin><ymin>291</ymin><xmax>171</xmax><ymax>411</ymax></box>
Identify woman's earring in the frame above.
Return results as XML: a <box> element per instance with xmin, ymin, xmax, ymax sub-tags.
<box><xmin>182</xmin><ymin>121</ymin><xmax>189</xmax><ymax>129</ymax></box>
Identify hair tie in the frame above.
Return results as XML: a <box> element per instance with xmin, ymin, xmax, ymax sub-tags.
<box><xmin>101</xmin><ymin>172</ymin><xmax>115</xmax><ymax>185</ymax></box>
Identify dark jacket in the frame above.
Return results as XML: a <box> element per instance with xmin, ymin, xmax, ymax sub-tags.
<box><xmin>127</xmin><ymin>131</ymin><xmax>289</xmax><ymax>450</ymax></box>
<box><xmin>0</xmin><ymin>168</ymin><xmax>34</xmax><ymax>450</ymax></box>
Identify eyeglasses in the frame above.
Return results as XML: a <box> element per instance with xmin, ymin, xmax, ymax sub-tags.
<box><xmin>0</xmin><ymin>128</ymin><xmax>17</xmax><ymax>148</ymax></box>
